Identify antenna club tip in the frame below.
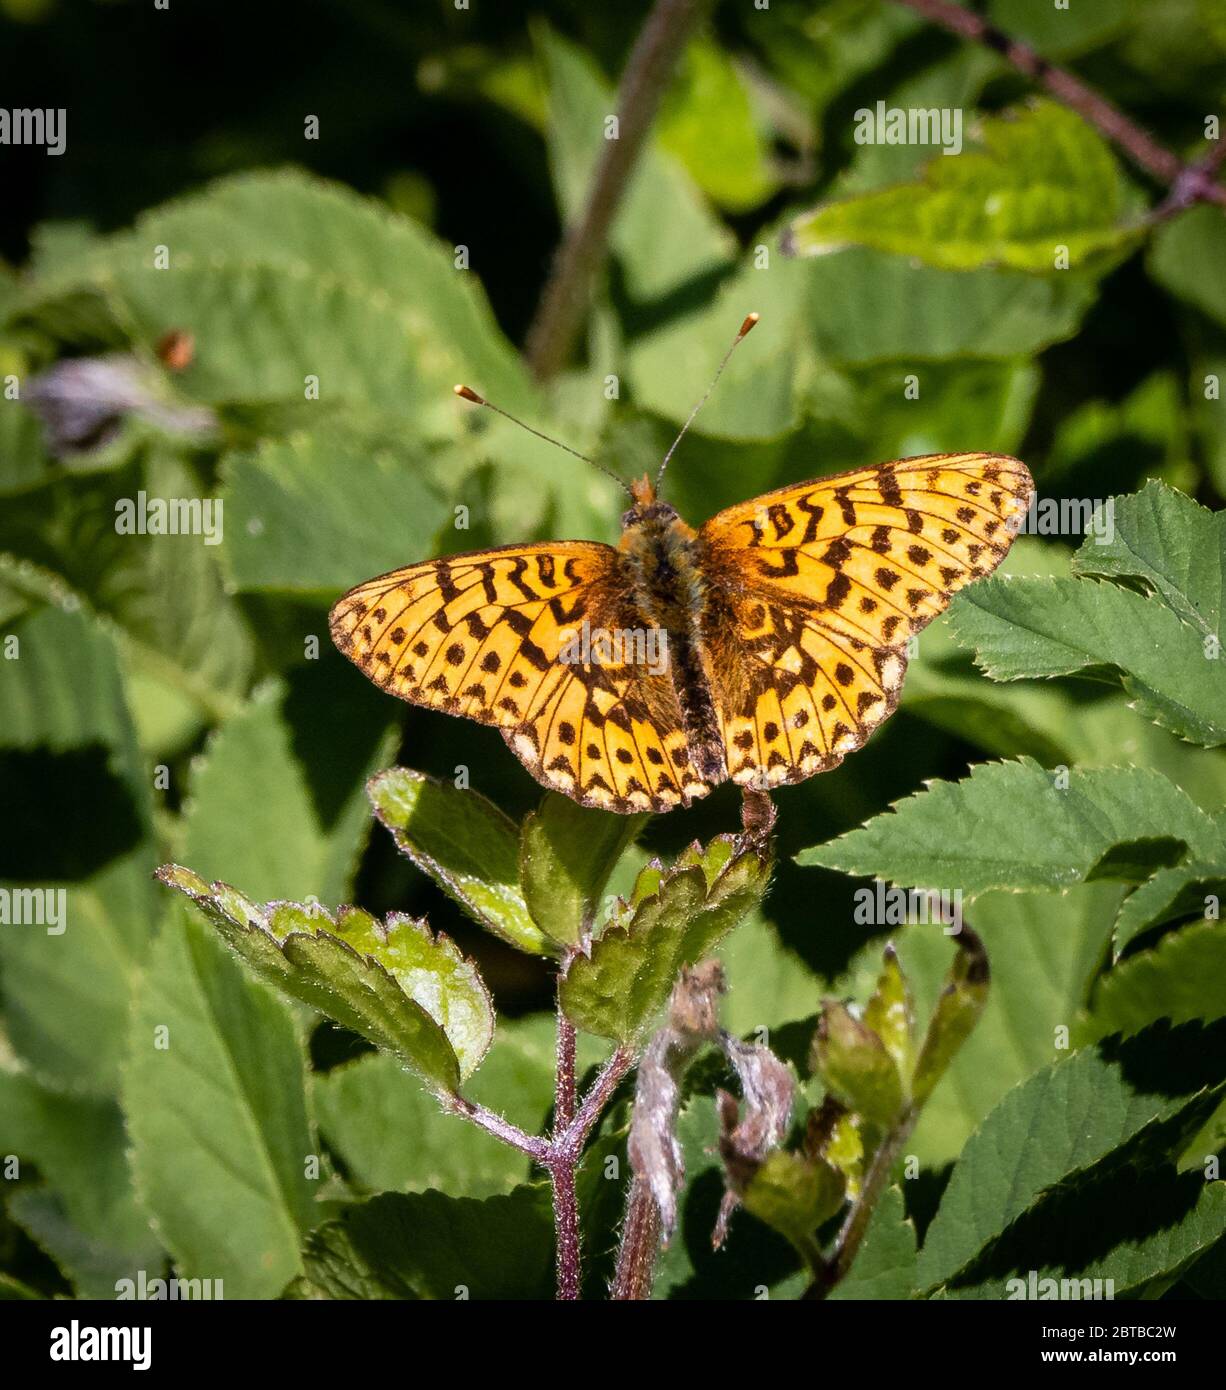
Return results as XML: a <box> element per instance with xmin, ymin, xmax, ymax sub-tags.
<box><xmin>454</xmin><ymin>384</ymin><xmax>485</xmax><ymax>404</ymax></box>
<box><xmin>739</xmin><ymin>312</ymin><xmax>760</xmax><ymax>337</ymax></box>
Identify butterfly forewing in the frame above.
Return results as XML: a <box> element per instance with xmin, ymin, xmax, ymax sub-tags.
<box><xmin>697</xmin><ymin>453</ymin><xmax>1033</xmax><ymax>789</ymax></box>
<box><xmin>329</xmin><ymin>541</ymin><xmax>710</xmax><ymax>813</ymax></box>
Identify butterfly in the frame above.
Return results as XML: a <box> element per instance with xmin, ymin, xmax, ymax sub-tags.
<box><xmin>330</xmin><ymin>316</ymin><xmax>1033</xmax><ymax>815</ymax></box>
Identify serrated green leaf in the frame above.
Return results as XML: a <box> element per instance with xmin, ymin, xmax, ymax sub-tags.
<box><xmin>183</xmin><ymin>673</ymin><xmax>396</xmax><ymax>905</ymax></box>
<box><xmin>560</xmin><ymin>839</ymin><xmax>772</xmax><ymax>1042</ymax></box>
<box><xmin>1072</xmin><ymin>480</ymin><xmax>1224</xmax><ymax>639</ymax></box>
<box><xmin>947</xmin><ymin>574</ymin><xmax>1226</xmax><ymax>746</ymax></box>
<box><xmin>220</xmin><ymin>426</ymin><xmax>449</xmax><ymax>595</ymax></box>
<box><xmin>813</xmin><ymin>999</ymin><xmax>904</xmax><ymax>1126</ymax></box>
<box><xmin>787</xmin><ymin>103</ymin><xmax>1138</xmax><ymax>273</ymax></box>
<box><xmin>123</xmin><ymin>910</ymin><xmax>317</xmax><ymax>1299</ymax></box>
<box><xmin>0</xmin><ymin>599</ymin><xmax>158</xmax><ymax>1094</ymax></box>
<box><xmin>16</xmin><ymin>170</ymin><xmax>534</xmax><ymax>437</ymax></box>
<box><xmin>0</xmin><ymin>451</ymin><xmax>255</xmax><ymax>723</ymax></box>
<box><xmin>805</xmin><ymin>247</ymin><xmax>1100</xmax><ymax>365</ymax></box>
<box><xmin>0</xmin><ymin>1069</ymin><xmax>163</xmax><ymax>1297</ymax></box>
<box><xmin>1114</xmin><ymin>864</ymin><xmax>1226</xmax><ymax>953</ymax></box>
<box><xmin>1081</xmin><ymin>920</ymin><xmax>1226</xmax><ymax>1041</ymax></box>
<box><xmin>157</xmin><ymin>865</ymin><xmax>493</xmax><ymax>1092</ymax></box>
<box><xmin>289</xmin><ymin>1186</ymin><xmax>553</xmax><ymax>1300</ymax></box>
<box><xmin>916</xmin><ymin>1020</ymin><xmax>1226</xmax><ymax>1290</ymax></box>
<box><xmin>797</xmin><ymin>758</ymin><xmax>1225</xmax><ymax>896</ymax></box>
<box><xmin>945</xmin><ymin>1169</ymin><xmax>1226</xmax><ymax>1301</ymax></box>
<box><xmin>519</xmin><ymin>794</ymin><xmax>645</xmax><ymax>947</ymax></box>
<box><xmin>368</xmin><ymin>766</ymin><xmax>548</xmax><ymax>955</ymax></box>
<box><xmin>314</xmin><ymin>1054</ymin><xmax>529</xmax><ymax>1199</ymax></box>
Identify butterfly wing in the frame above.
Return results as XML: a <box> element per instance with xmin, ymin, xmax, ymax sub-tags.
<box><xmin>696</xmin><ymin>453</ymin><xmax>1034</xmax><ymax>788</ymax></box>
<box><xmin>329</xmin><ymin>541</ymin><xmax>708</xmax><ymax>813</ymax></box>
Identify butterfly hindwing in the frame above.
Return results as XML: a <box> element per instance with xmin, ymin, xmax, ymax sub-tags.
<box><xmin>329</xmin><ymin>541</ymin><xmax>709</xmax><ymax>813</ymax></box>
<box><xmin>697</xmin><ymin>453</ymin><xmax>1034</xmax><ymax>788</ymax></box>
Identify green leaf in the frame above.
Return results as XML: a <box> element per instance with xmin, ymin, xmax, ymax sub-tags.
<box><xmin>1072</xmin><ymin>480</ymin><xmax>1224</xmax><ymax>640</ymax></box>
<box><xmin>812</xmin><ymin>999</ymin><xmax>904</xmax><ymax>1127</ymax></box>
<box><xmin>863</xmin><ymin>944</ymin><xmax>915</xmax><ymax>1082</ymax></box>
<box><xmin>0</xmin><ymin>451</ymin><xmax>255</xmax><ymax>723</ymax></box>
<box><xmin>0</xmin><ymin>1069</ymin><xmax>163</xmax><ymax>1297</ymax></box>
<box><xmin>538</xmin><ymin>27</ymin><xmax>734</xmax><ymax>303</ymax></box>
<box><xmin>1081</xmin><ymin>920</ymin><xmax>1226</xmax><ymax>1041</ymax></box>
<box><xmin>988</xmin><ymin>0</ymin><xmax>1131</xmax><ymax>56</ymax></box>
<box><xmin>157</xmin><ymin>865</ymin><xmax>493</xmax><ymax>1092</ymax></box>
<box><xmin>656</xmin><ymin>38</ymin><xmax>778</xmax><ymax>212</ymax></box>
<box><xmin>797</xmin><ymin>758</ymin><xmax>1225</xmax><ymax>896</ymax></box>
<box><xmin>560</xmin><ymin>837</ymin><xmax>773</xmax><ymax>1042</ymax></box>
<box><xmin>17</xmin><ymin>169</ymin><xmax>534</xmax><ymax>435</ymax></box>
<box><xmin>314</xmin><ymin>1053</ymin><xmax>529</xmax><ymax>1199</ymax></box>
<box><xmin>805</xmin><ymin>248</ymin><xmax>1100</xmax><ymax>365</ymax></box>
<box><xmin>840</xmin><ymin>884</ymin><xmax>1122</xmax><ymax>1167</ymax></box>
<box><xmin>220</xmin><ymin>426</ymin><xmax>450</xmax><ymax>595</ymax></box>
<box><xmin>786</xmin><ymin>102</ymin><xmax>1138</xmax><ymax>273</ymax></box>
<box><xmin>314</xmin><ymin>1015</ymin><xmax>603</xmax><ymax>1197</ymax></box>
<box><xmin>948</xmin><ymin>575</ymin><xmax>1226</xmax><ymax>746</ymax></box>
<box><xmin>1150</xmin><ymin>204</ymin><xmax>1226</xmax><ymax>331</ymax></box>
<box><xmin>182</xmin><ymin>674</ymin><xmax>396</xmax><ymax>905</ymax></box>
<box><xmin>0</xmin><ymin>598</ymin><xmax>158</xmax><ymax>1094</ymax></box>
<box><xmin>945</xmin><ymin>1168</ymin><xmax>1226</xmax><ymax>1301</ymax></box>
<box><xmin>742</xmin><ymin>1149</ymin><xmax>844</xmax><ymax>1260</ymax></box>
<box><xmin>288</xmin><ymin>1187</ymin><xmax>554</xmax><ymax>1300</ymax></box>
<box><xmin>916</xmin><ymin>1020</ymin><xmax>1226</xmax><ymax>1290</ymax></box>
<box><xmin>910</xmin><ymin>930</ymin><xmax>990</xmax><ymax>1106</ymax></box>
<box><xmin>123</xmin><ymin>910</ymin><xmax>318</xmax><ymax>1300</ymax></box>
<box><xmin>519</xmin><ymin>793</ymin><xmax>645</xmax><ymax>947</ymax></box>
<box><xmin>829</xmin><ymin>1184</ymin><xmax>917</xmax><ymax>1301</ymax></box>
<box><xmin>368</xmin><ymin>766</ymin><xmax>549</xmax><ymax>955</ymax></box>
<box><xmin>623</xmin><ymin>242</ymin><xmax>813</xmax><ymax>441</ymax></box>
<box><xmin>1114</xmin><ymin>864</ymin><xmax>1226</xmax><ymax>952</ymax></box>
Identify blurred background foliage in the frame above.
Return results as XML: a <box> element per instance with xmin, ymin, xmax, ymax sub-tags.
<box><xmin>1</xmin><ymin>0</ymin><xmax>1225</xmax><ymax>1298</ymax></box>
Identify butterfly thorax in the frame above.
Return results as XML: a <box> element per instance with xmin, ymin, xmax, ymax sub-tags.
<box><xmin>618</xmin><ymin>501</ymin><xmax>702</xmax><ymax>630</ymax></box>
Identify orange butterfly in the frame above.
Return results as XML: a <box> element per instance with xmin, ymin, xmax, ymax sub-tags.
<box><xmin>331</xmin><ymin>316</ymin><xmax>1033</xmax><ymax>814</ymax></box>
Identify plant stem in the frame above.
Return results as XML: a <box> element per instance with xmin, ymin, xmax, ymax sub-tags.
<box><xmin>804</xmin><ymin>1104</ymin><xmax>919</xmax><ymax>1299</ymax></box>
<box><xmin>552</xmin><ymin>1003</ymin><xmax>581</xmax><ymax>1299</ymax></box>
<box><xmin>891</xmin><ymin>0</ymin><xmax>1226</xmax><ymax>207</ymax></box>
<box><xmin>556</xmin><ymin>1003</ymin><xmax>577</xmax><ymax>1131</ymax></box>
<box><xmin>447</xmin><ymin>1095</ymin><xmax>552</xmax><ymax>1163</ymax></box>
<box><xmin>551</xmin><ymin>1160</ymin><xmax>582</xmax><ymax>1301</ymax></box>
<box><xmin>561</xmin><ymin>1046</ymin><xmax>634</xmax><ymax>1157</ymax></box>
<box><xmin>611</xmin><ymin>1176</ymin><xmax>662</xmax><ymax>1300</ymax></box>
<box><xmin>523</xmin><ymin>0</ymin><xmax>708</xmax><ymax>381</ymax></box>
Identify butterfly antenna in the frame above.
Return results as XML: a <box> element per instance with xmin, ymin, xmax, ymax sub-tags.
<box><xmin>453</xmin><ymin>385</ymin><xmax>633</xmax><ymax>498</ymax></box>
<box><xmin>654</xmin><ymin>312</ymin><xmax>759</xmax><ymax>494</ymax></box>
